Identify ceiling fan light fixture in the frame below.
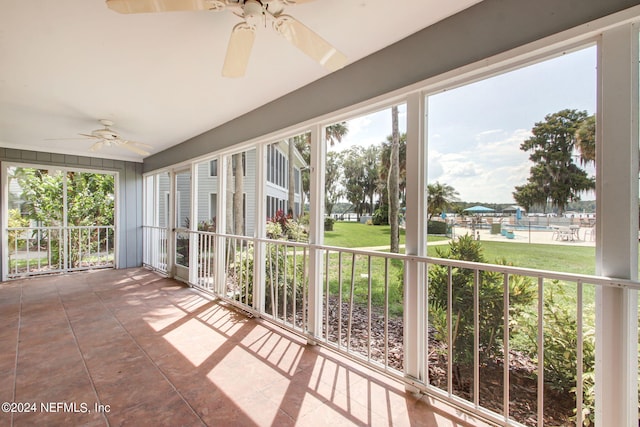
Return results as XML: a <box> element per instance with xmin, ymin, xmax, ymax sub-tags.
<box><xmin>242</xmin><ymin>0</ymin><xmax>264</xmax><ymax>27</ymax></box>
<box><xmin>52</xmin><ymin>119</ymin><xmax>152</xmax><ymax>156</ymax></box>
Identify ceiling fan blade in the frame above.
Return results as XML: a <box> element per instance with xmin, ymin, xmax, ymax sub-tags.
<box><xmin>222</xmin><ymin>22</ymin><xmax>256</xmax><ymax>78</ymax></box>
<box><xmin>121</xmin><ymin>141</ymin><xmax>150</xmax><ymax>156</ymax></box>
<box><xmin>273</xmin><ymin>15</ymin><xmax>347</xmax><ymax>72</ymax></box>
<box><xmin>106</xmin><ymin>0</ymin><xmax>224</xmax><ymax>14</ymax></box>
<box><xmin>79</xmin><ymin>133</ymin><xmax>99</xmax><ymax>138</ymax></box>
<box><xmin>89</xmin><ymin>141</ymin><xmax>105</xmax><ymax>152</ymax></box>
<box><xmin>45</xmin><ymin>137</ymin><xmax>92</xmax><ymax>141</ymax></box>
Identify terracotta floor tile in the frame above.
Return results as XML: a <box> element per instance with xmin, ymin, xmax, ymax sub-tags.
<box><xmin>0</xmin><ymin>348</ymin><xmax>17</xmax><ymax>370</ymax></box>
<box><xmin>12</xmin><ymin>406</ymin><xmax>107</xmax><ymax>427</ymax></box>
<box><xmin>0</xmin><ymin>268</ymin><xmax>487</xmax><ymax>427</ymax></box>
<box><xmin>105</xmin><ymin>392</ymin><xmax>203</xmax><ymax>427</ymax></box>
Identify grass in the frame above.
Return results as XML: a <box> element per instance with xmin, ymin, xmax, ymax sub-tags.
<box><xmin>325</xmin><ymin>222</ymin><xmax>598</xmax><ymax>275</ymax></box>
<box><xmin>324</xmin><ymin>221</ymin><xmax>448</xmax><ymax>248</ymax></box>
<box><xmin>273</xmin><ymin>222</ymin><xmax>635</xmax><ymax>320</ymax></box>
<box><xmin>321</xmin><ymin>222</ymin><xmax>603</xmax><ymax>317</ymax></box>
<box><xmin>323</xmin><ymin>254</ymin><xmax>405</xmax><ymax>316</ymax></box>
<box><xmin>429</xmin><ymin>240</ymin><xmax>597</xmax><ymax>275</ymax></box>
<box><xmin>324</xmin><ymin>222</ymin><xmax>404</xmax><ymax>248</ymax></box>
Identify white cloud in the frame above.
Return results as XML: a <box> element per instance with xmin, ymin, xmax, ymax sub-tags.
<box><xmin>428</xmin><ymin>128</ymin><xmax>534</xmax><ymax>202</ymax></box>
<box><xmin>330</xmin><ymin>105</ymin><xmax>407</xmax><ymax>152</ymax></box>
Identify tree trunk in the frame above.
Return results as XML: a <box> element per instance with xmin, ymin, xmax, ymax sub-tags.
<box><xmin>225</xmin><ymin>156</ymin><xmax>234</xmax><ymax>234</ymax></box>
<box><xmin>389</xmin><ymin>106</ymin><xmax>400</xmax><ymax>253</ymax></box>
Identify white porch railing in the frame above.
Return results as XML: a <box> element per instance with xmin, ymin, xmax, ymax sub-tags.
<box><xmin>142</xmin><ymin>225</ymin><xmax>168</xmax><ymax>274</ymax></box>
<box><xmin>6</xmin><ymin>225</ymin><xmax>115</xmax><ymax>279</ymax></box>
<box><xmin>147</xmin><ymin>229</ymin><xmax>639</xmax><ymax>427</ymax></box>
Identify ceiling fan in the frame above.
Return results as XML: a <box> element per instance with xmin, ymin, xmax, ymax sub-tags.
<box><xmin>50</xmin><ymin>120</ymin><xmax>152</xmax><ymax>156</ymax></box>
<box><xmin>105</xmin><ymin>0</ymin><xmax>347</xmax><ymax>78</ymax></box>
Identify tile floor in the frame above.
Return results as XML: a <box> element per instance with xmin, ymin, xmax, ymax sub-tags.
<box><xmin>0</xmin><ymin>268</ymin><xmax>490</xmax><ymax>426</ymax></box>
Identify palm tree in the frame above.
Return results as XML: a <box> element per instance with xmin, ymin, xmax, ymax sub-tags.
<box><xmin>575</xmin><ymin>114</ymin><xmax>595</xmax><ymax>166</ymax></box>
<box><xmin>378</xmin><ymin>132</ymin><xmax>407</xmax><ymax>214</ymax></box>
<box><xmin>326</xmin><ymin>122</ymin><xmax>348</xmax><ymax>146</ymax></box>
<box><xmin>286</xmin><ymin>123</ymin><xmax>349</xmax><ymax>217</ymax></box>
<box><xmin>427</xmin><ymin>182</ymin><xmax>460</xmax><ymax>220</ymax></box>
<box><xmin>389</xmin><ymin>106</ymin><xmax>400</xmax><ymax>253</ymax></box>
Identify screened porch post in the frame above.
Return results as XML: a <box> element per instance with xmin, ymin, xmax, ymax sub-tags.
<box><xmin>403</xmin><ymin>92</ymin><xmax>427</xmax><ymax>389</ymax></box>
<box><xmin>307</xmin><ymin>124</ymin><xmax>324</xmax><ymax>342</ymax></box>
<box><xmin>595</xmin><ymin>22</ymin><xmax>639</xmax><ymax>426</ymax></box>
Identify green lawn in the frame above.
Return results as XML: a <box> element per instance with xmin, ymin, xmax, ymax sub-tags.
<box><xmin>325</xmin><ymin>222</ymin><xmax>598</xmax><ymax>274</ymax></box>
<box><xmin>429</xmin><ymin>241</ymin><xmax>597</xmax><ymax>275</ymax></box>
<box><xmin>324</xmin><ymin>221</ymin><xmax>448</xmax><ymax>249</ymax></box>
<box><xmin>320</xmin><ymin>222</ymin><xmax>637</xmax><ymax>314</ymax></box>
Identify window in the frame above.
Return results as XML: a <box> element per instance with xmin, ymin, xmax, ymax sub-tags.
<box><xmin>267</xmin><ymin>144</ymin><xmax>288</xmax><ymax>188</ymax></box>
<box><xmin>209</xmin><ymin>159</ymin><xmax>218</xmax><ymax>177</ymax></box>
<box><xmin>210</xmin><ymin>193</ymin><xmax>217</xmax><ymax>220</ymax></box>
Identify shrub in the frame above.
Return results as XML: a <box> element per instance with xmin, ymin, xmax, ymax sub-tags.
<box><xmin>266</xmin><ymin>221</ymin><xmax>284</xmax><ymax>239</ymax></box>
<box><xmin>372</xmin><ymin>205</ymin><xmax>389</xmax><ymax>225</ymax></box>
<box><xmin>519</xmin><ymin>284</ymin><xmax>596</xmax><ymax>425</ymax></box>
<box><xmin>267</xmin><ymin>210</ymin><xmax>308</xmax><ymax>241</ymax></box>
<box><xmin>428</xmin><ymin>235</ymin><xmax>535</xmax><ymax>366</ymax></box>
<box><xmin>198</xmin><ymin>217</ymin><xmax>216</xmax><ymax>232</ymax></box>
<box><xmin>427</xmin><ymin>220</ymin><xmax>448</xmax><ymax>235</ymax></box>
<box><xmin>8</xmin><ymin>209</ymin><xmax>29</xmax><ymax>250</ymax></box>
<box><xmin>297</xmin><ymin>212</ymin><xmax>310</xmax><ymax>226</ymax></box>
<box><xmin>230</xmin><ymin>241</ymin><xmax>307</xmax><ymax>316</ymax></box>
<box><xmin>324</xmin><ymin>217</ymin><xmax>335</xmax><ymax>231</ymax></box>
<box><xmin>284</xmin><ymin>219</ymin><xmax>307</xmax><ymax>242</ymax></box>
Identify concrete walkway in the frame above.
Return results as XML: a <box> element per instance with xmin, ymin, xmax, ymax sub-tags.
<box><xmin>452</xmin><ymin>225</ymin><xmax>596</xmax><ymax>247</ymax></box>
<box><xmin>354</xmin><ymin>226</ymin><xmax>595</xmax><ymax>252</ymax></box>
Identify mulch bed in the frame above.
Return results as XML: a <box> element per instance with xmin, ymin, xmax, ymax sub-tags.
<box><xmin>322</xmin><ymin>297</ymin><xmax>575</xmax><ymax>426</ymax></box>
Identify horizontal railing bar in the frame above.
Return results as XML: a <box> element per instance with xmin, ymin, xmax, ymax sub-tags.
<box><xmin>318</xmin><ymin>245</ymin><xmax>638</xmax><ymax>290</ymax></box>
<box><xmin>183</xmin><ymin>229</ymin><xmax>640</xmax><ymax>290</ymax></box>
<box><xmin>8</xmin><ymin>226</ymin><xmax>114</xmax><ymax>231</ymax></box>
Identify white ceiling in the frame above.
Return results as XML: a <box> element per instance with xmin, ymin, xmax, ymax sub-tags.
<box><xmin>0</xmin><ymin>0</ymin><xmax>482</xmax><ymax>162</ymax></box>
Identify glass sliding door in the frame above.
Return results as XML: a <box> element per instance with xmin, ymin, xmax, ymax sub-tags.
<box><xmin>4</xmin><ymin>165</ymin><xmax>116</xmax><ymax>279</ymax></box>
<box><xmin>143</xmin><ymin>171</ymin><xmax>170</xmax><ymax>273</ymax></box>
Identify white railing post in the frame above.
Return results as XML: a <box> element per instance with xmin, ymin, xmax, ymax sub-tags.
<box><xmin>595</xmin><ymin>23</ymin><xmax>639</xmax><ymax>427</ymax></box>
<box><xmin>404</xmin><ymin>92</ymin><xmax>427</xmax><ymax>389</ymax></box>
<box><xmin>254</xmin><ymin>144</ymin><xmax>267</xmax><ymax>313</ymax></box>
<box><xmin>189</xmin><ymin>163</ymin><xmax>198</xmax><ymax>285</ymax></box>
<box><xmin>307</xmin><ymin>124</ymin><xmax>324</xmax><ymax>342</ymax></box>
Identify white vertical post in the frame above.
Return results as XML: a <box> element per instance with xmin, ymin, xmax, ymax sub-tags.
<box><xmin>167</xmin><ymin>170</ymin><xmax>176</xmax><ymax>277</ymax></box>
<box><xmin>307</xmin><ymin>124</ymin><xmax>325</xmax><ymax>342</ymax></box>
<box><xmin>62</xmin><ymin>169</ymin><xmax>69</xmax><ymax>272</ymax></box>
<box><xmin>1</xmin><ymin>162</ymin><xmax>8</xmax><ymax>281</ymax></box>
<box><xmin>216</xmin><ymin>156</ymin><xmax>229</xmax><ymax>294</ymax></box>
<box><xmin>595</xmin><ymin>23</ymin><xmax>639</xmax><ymax>427</ymax></box>
<box><xmin>189</xmin><ymin>163</ymin><xmax>198</xmax><ymax>285</ymax></box>
<box><xmin>404</xmin><ymin>92</ymin><xmax>427</xmax><ymax>389</ymax></box>
<box><xmin>254</xmin><ymin>144</ymin><xmax>267</xmax><ymax>313</ymax></box>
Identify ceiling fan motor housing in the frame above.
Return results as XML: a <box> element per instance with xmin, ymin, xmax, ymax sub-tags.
<box><xmin>243</xmin><ymin>0</ymin><xmax>264</xmax><ymax>27</ymax></box>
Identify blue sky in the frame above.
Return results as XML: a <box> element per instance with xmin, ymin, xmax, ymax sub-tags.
<box><xmin>330</xmin><ymin>45</ymin><xmax>597</xmax><ymax>204</ymax></box>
